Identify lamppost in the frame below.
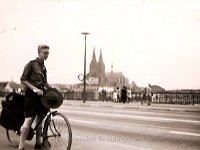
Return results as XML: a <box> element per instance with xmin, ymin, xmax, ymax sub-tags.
<box><xmin>81</xmin><ymin>32</ymin><xmax>90</xmax><ymax>103</ymax></box>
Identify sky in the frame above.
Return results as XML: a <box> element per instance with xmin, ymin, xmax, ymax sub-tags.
<box><xmin>0</xmin><ymin>0</ymin><xmax>200</xmax><ymax>90</ymax></box>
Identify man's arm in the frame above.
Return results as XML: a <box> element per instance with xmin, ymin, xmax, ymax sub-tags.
<box><xmin>44</xmin><ymin>82</ymin><xmax>52</xmax><ymax>89</ymax></box>
<box><xmin>21</xmin><ymin>80</ymin><xmax>43</xmax><ymax>95</ymax></box>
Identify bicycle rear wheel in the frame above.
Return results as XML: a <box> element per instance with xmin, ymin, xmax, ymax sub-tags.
<box><xmin>43</xmin><ymin>112</ymin><xmax>72</xmax><ymax>150</ymax></box>
<box><xmin>6</xmin><ymin>129</ymin><xmax>20</xmax><ymax>147</ymax></box>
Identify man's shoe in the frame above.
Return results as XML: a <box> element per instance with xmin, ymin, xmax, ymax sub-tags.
<box><xmin>44</xmin><ymin>139</ymin><xmax>51</xmax><ymax>149</ymax></box>
<box><xmin>34</xmin><ymin>143</ymin><xmax>42</xmax><ymax>149</ymax></box>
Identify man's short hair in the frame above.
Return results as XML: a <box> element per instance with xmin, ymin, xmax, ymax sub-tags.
<box><xmin>38</xmin><ymin>44</ymin><xmax>50</xmax><ymax>53</ymax></box>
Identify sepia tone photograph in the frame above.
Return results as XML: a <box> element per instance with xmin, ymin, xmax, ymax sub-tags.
<box><xmin>0</xmin><ymin>0</ymin><xmax>200</xmax><ymax>150</ymax></box>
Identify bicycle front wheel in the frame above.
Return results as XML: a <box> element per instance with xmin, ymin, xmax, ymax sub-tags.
<box><xmin>43</xmin><ymin>112</ymin><xmax>72</xmax><ymax>150</ymax></box>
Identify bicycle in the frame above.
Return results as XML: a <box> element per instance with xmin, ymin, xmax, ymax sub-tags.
<box><xmin>1</xmin><ymin>92</ymin><xmax>72</xmax><ymax>150</ymax></box>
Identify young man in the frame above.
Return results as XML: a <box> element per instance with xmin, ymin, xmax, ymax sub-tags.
<box><xmin>19</xmin><ymin>44</ymin><xmax>51</xmax><ymax>150</ymax></box>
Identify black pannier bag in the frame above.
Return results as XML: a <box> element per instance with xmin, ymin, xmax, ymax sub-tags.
<box><xmin>0</xmin><ymin>92</ymin><xmax>25</xmax><ymax>130</ymax></box>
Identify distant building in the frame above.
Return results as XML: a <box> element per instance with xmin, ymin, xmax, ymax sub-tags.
<box><xmin>88</xmin><ymin>48</ymin><xmax>129</xmax><ymax>88</ymax></box>
<box><xmin>151</xmin><ymin>85</ymin><xmax>165</xmax><ymax>93</ymax></box>
<box><xmin>130</xmin><ymin>81</ymin><xmax>142</xmax><ymax>93</ymax></box>
<box><xmin>0</xmin><ymin>81</ymin><xmax>22</xmax><ymax>93</ymax></box>
<box><xmin>105</xmin><ymin>71</ymin><xmax>129</xmax><ymax>88</ymax></box>
<box><xmin>88</xmin><ymin>48</ymin><xmax>105</xmax><ymax>86</ymax></box>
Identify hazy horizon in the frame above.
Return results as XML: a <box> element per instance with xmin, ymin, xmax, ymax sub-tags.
<box><xmin>0</xmin><ymin>0</ymin><xmax>200</xmax><ymax>90</ymax></box>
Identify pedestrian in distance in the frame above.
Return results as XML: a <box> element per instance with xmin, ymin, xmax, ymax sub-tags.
<box><xmin>101</xmin><ymin>89</ymin><xmax>107</xmax><ymax>102</ymax></box>
<box><xmin>146</xmin><ymin>84</ymin><xmax>153</xmax><ymax>105</ymax></box>
<box><xmin>18</xmin><ymin>44</ymin><xmax>52</xmax><ymax>150</ymax></box>
<box><xmin>127</xmin><ymin>90</ymin><xmax>132</xmax><ymax>103</ymax></box>
<box><xmin>116</xmin><ymin>87</ymin><xmax>121</xmax><ymax>103</ymax></box>
<box><xmin>141</xmin><ymin>87</ymin><xmax>146</xmax><ymax>105</ymax></box>
<box><xmin>121</xmin><ymin>86</ymin><xmax>127</xmax><ymax>103</ymax></box>
<box><xmin>113</xmin><ymin>90</ymin><xmax>118</xmax><ymax>103</ymax></box>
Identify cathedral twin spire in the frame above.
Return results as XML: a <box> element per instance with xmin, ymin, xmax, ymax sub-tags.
<box><xmin>89</xmin><ymin>48</ymin><xmax>105</xmax><ymax>85</ymax></box>
<box><xmin>91</xmin><ymin>48</ymin><xmax>97</xmax><ymax>64</ymax></box>
<box><xmin>91</xmin><ymin>47</ymin><xmax>103</xmax><ymax>62</ymax></box>
<box><xmin>99</xmin><ymin>49</ymin><xmax>103</xmax><ymax>63</ymax></box>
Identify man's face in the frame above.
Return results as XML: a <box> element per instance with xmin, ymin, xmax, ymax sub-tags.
<box><xmin>39</xmin><ymin>48</ymin><xmax>49</xmax><ymax>61</ymax></box>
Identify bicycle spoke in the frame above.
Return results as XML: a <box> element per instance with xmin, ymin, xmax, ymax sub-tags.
<box><xmin>43</xmin><ymin>112</ymin><xmax>72</xmax><ymax>150</ymax></box>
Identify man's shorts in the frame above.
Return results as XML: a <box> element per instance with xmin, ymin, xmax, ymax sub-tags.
<box><xmin>24</xmin><ymin>88</ymin><xmax>49</xmax><ymax>118</ymax></box>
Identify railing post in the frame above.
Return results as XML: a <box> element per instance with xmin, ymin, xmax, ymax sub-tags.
<box><xmin>192</xmin><ymin>92</ymin><xmax>195</xmax><ymax>105</ymax></box>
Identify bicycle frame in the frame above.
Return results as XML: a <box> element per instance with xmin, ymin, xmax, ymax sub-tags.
<box><xmin>27</xmin><ymin>110</ymin><xmax>58</xmax><ymax>140</ymax></box>
<box><xmin>42</xmin><ymin>111</ymin><xmax>73</xmax><ymax>150</ymax></box>
<box><xmin>43</xmin><ymin>111</ymin><xmax>59</xmax><ymax>139</ymax></box>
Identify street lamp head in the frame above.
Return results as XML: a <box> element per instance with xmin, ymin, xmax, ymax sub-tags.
<box><xmin>81</xmin><ymin>32</ymin><xmax>90</xmax><ymax>35</ymax></box>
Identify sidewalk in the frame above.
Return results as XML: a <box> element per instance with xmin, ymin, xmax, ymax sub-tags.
<box><xmin>0</xmin><ymin>97</ymin><xmax>200</xmax><ymax>113</ymax></box>
<box><xmin>64</xmin><ymin>100</ymin><xmax>200</xmax><ymax>113</ymax></box>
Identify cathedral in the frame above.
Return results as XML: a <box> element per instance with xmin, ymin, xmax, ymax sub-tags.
<box><xmin>88</xmin><ymin>48</ymin><xmax>129</xmax><ymax>88</ymax></box>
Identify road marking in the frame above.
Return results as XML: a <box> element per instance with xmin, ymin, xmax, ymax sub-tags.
<box><xmin>110</xmin><ymin>142</ymin><xmax>151</xmax><ymax>150</ymax></box>
<box><xmin>60</xmin><ymin>105</ymin><xmax>198</xmax><ymax>119</ymax></box>
<box><xmin>169</xmin><ymin>131</ymin><xmax>200</xmax><ymax>137</ymax></box>
<box><xmin>69</xmin><ymin>118</ymin><xmax>98</xmax><ymax>125</ymax></box>
<box><xmin>59</xmin><ymin>109</ymin><xmax>200</xmax><ymax>124</ymax></box>
<box><xmin>61</xmin><ymin>105</ymin><xmax>157</xmax><ymax>115</ymax></box>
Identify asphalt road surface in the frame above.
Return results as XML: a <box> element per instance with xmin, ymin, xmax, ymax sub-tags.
<box><xmin>63</xmin><ymin>103</ymin><xmax>200</xmax><ymax>150</ymax></box>
<box><xmin>0</xmin><ymin>102</ymin><xmax>200</xmax><ymax>150</ymax></box>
